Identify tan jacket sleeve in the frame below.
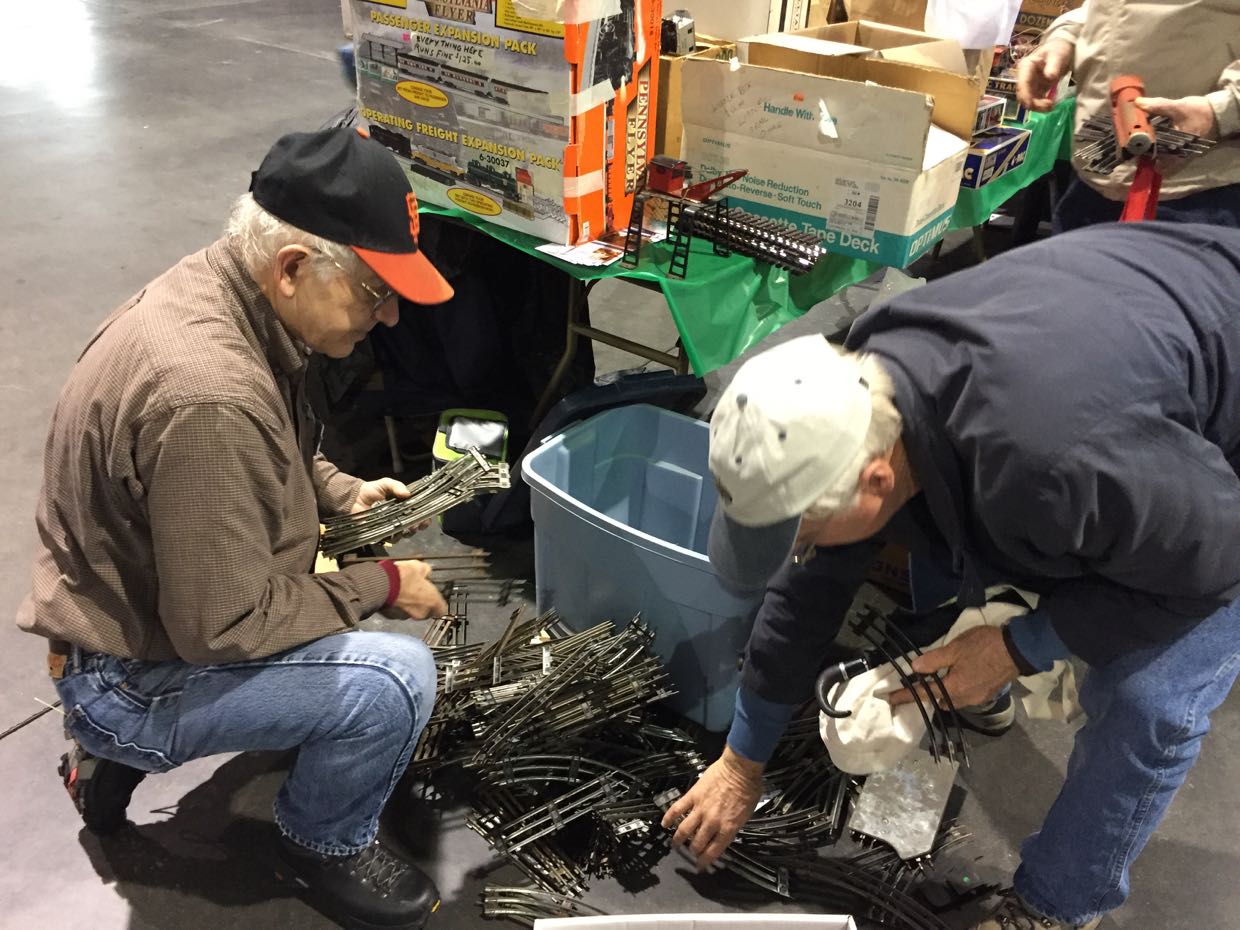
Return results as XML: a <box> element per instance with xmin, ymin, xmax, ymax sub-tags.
<box><xmin>312</xmin><ymin>451</ymin><xmax>364</xmax><ymax>517</ymax></box>
<box><xmin>1208</xmin><ymin>60</ymin><xmax>1240</xmax><ymax>138</ymax></box>
<box><xmin>1039</xmin><ymin>3</ymin><xmax>1088</xmax><ymax>47</ymax></box>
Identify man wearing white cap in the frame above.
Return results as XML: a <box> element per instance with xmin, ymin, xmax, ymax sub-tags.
<box><xmin>662</xmin><ymin>221</ymin><xmax>1240</xmax><ymax>930</ymax></box>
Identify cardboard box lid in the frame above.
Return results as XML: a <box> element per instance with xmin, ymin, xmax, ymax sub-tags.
<box><xmin>741</xmin><ymin>41</ymin><xmax>980</xmax><ymax>140</ymax></box>
<box><xmin>811</xmin><ymin>21</ymin><xmax>968</xmax><ymax>72</ymax></box>
<box><xmin>808</xmin><ymin>19</ymin><xmax>947</xmax><ymax>52</ymax></box>
<box><xmin>745</xmin><ymin>20</ymin><xmax>966</xmax><ymax>72</ymax></box>
<box><xmin>740</xmin><ymin>33</ymin><xmax>876</xmax><ymax>61</ymax></box>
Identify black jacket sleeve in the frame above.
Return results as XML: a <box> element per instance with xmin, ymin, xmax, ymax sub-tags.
<box><xmin>740</xmin><ymin>538</ymin><xmax>883</xmax><ymax>703</ymax></box>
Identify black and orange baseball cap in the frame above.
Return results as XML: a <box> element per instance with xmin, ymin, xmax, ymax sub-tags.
<box><xmin>250</xmin><ymin>127</ymin><xmax>453</xmax><ymax>305</ymax></box>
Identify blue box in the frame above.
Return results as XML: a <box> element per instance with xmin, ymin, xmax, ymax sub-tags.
<box><xmin>962</xmin><ymin>126</ymin><xmax>1032</xmax><ymax>189</ymax></box>
<box><xmin>522</xmin><ymin>405</ymin><xmax>765</xmax><ymax>731</ymax></box>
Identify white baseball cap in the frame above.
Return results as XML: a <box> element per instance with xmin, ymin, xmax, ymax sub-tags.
<box><xmin>708</xmin><ymin>335</ymin><xmax>873</xmax><ymax>593</ymax></box>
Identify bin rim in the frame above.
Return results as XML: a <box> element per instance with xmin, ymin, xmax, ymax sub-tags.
<box><xmin>522</xmin><ymin>404</ymin><xmax>718</xmax><ymax>568</ymax></box>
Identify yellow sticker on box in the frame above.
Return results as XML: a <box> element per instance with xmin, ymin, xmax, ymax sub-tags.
<box><xmin>495</xmin><ymin>0</ymin><xmax>565</xmax><ymax>38</ymax></box>
<box><xmin>448</xmin><ymin>187</ymin><xmax>503</xmax><ymax>216</ymax></box>
<box><xmin>396</xmin><ymin>81</ymin><xmax>450</xmax><ymax>108</ymax></box>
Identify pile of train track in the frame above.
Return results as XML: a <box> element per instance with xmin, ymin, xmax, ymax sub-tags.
<box><xmin>399</xmin><ymin>606</ymin><xmax>980</xmax><ymax>928</ymax></box>
<box><xmin>319</xmin><ymin>449</ymin><xmax>509</xmax><ymax>558</ymax></box>
<box><xmin>409</xmin><ymin>609</ymin><xmax>701</xmax><ymax>903</ymax></box>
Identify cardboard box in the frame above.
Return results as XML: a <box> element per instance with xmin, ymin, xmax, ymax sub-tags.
<box><xmin>744</xmin><ymin>20</ymin><xmax>967</xmax><ymax>72</ymax></box>
<box><xmin>974</xmin><ymin>93</ymin><xmax>1006</xmax><ymax>135</ymax></box>
<box><xmin>961</xmin><ymin>125</ymin><xmax>1031</xmax><ymax>188</ymax></box>
<box><xmin>681</xmin><ymin>45</ymin><xmax>976</xmax><ymax>266</ymax></box>
<box><xmin>692</xmin><ymin>1</ymin><xmax>816</xmax><ymax>42</ymax></box>
<box><xmin>352</xmin><ymin>0</ymin><xmax>661</xmax><ymax>244</ymax></box>
<box><xmin>655</xmin><ymin>39</ymin><xmax>728</xmax><ymax>158</ymax></box>
<box><xmin>533</xmin><ymin>917</ymin><xmax>857</xmax><ymax>929</ymax></box>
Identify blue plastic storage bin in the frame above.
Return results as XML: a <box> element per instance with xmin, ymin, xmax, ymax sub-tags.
<box><xmin>522</xmin><ymin>404</ymin><xmax>764</xmax><ymax>731</ymax></box>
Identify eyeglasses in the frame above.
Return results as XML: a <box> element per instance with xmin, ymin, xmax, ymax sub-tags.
<box><xmin>312</xmin><ymin>250</ymin><xmax>395</xmax><ymax>316</ymax></box>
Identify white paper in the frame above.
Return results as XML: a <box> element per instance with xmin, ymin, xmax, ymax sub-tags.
<box><xmin>924</xmin><ymin>0</ymin><xmax>1021</xmax><ymax>49</ymax></box>
<box><xmin>535</xmin><ymin>229</ymin><xmax>665</xmax><ymax>268</ymax></box>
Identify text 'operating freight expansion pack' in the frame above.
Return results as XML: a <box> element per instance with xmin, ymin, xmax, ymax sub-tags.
<box><xmin>353</xmin><ymin>0</ymin><xmax>661</xmax><ymax>244</ymax></box>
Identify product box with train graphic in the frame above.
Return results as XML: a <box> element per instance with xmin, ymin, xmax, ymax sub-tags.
<box><xmin>352</xmin><ymin>0</ymin><xmax>660</xmax><ymax>245</ymax></box>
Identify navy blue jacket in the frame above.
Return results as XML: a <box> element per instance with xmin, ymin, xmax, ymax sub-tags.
<box><xmin>742</xmin><ymin>223</ymin><xmax>1240</xmax><ymax>717</ymax></box>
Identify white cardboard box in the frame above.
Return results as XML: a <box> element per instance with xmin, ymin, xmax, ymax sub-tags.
<box><xmin>534</xmin><ymin>916</ymin><xmax>857</xmax><ymax>929</ymax></box>
<box><xmin>680</xmin><ymin>46</ymin><xmax>976</xmax><ymax>267</ymax></box>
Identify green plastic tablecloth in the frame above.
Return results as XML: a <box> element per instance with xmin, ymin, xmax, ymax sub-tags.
<box><xmin>950</xmin><ymin>96</ymin><xmax>1076</xmax><ymax>230</ymax></box>
<box><xmin>420</xmin><ymin>202</ymin><xmax>878</xmax><ymax>375</ymax></box>
<box><xmin>418</xmin><ymin>97</ymin><xmax>1073</xmax><ymax>374</ymax></box>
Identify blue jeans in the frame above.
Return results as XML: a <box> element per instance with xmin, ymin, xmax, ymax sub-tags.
<box><xmin>1015</xmin><ymin>595</ymin><xmax>1240</xmax><ymax>924</ymax></box>
<box><xmin>1053</xmin><ymin>175</ymin><xmax>1240</xmax><ymax>232</ymax></box>
<box><xmin>54</xmin><ymin>630</ymin><xmax>437</xmax><ymax>856</ymax></box>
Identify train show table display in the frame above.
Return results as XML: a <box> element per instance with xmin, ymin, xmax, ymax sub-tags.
<box><xmin>419</xmin><ymin>202</ymin><xmax>881</xmax><ymax>422</ymax></box>
<box><xmin>950</xmin><ymin>97</ymin><xmax>1076</xmax><ymax>236</ymax></box>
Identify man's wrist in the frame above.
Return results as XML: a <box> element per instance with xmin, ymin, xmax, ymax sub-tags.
<box><xmin>721</xmin><ymin>744</ymin><xmax>765</xmax><ymax>781</ymax></box>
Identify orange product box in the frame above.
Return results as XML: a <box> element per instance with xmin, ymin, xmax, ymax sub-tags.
<box><xmin>352</xmin><ymin>0</ymin><xmax>660</xmax><ymax>245</ymax></box>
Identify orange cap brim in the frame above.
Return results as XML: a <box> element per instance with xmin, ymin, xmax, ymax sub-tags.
<box><xmin>352</xmin><ymin>245</ymin><xmax>454</xmax><ymax>306</ymax></box>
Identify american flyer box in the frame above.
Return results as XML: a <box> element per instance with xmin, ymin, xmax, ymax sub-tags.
<box><xmin>680</xmin><ymin>43</ymin><xmax>979</xmax><ymax>266</ymax></box>
<box><xmin>961</xmin><ymin>125</ymin><xmax>1031</xmax><ymax>188</ymax></box>
<box><xmin>533</xmin><ymin>916</ymin><xmax>858</xmax><ymax>929</ymax></box>
<box><xmin>352</xmin><ymin>0</ymin><xmax>661</xmax><ymax>245</ymax></box>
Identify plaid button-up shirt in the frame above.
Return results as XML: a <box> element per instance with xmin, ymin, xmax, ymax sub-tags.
<box><xmin>18</xmin><ymin>238</ymin><xmax>391</xmax><ymax>663</ymax></box>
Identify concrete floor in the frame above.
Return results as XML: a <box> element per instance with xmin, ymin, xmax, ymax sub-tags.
<box><xmin>3</xmin><ymin>3</ymin><xmax>1240</xmax><ymax>928</ymax></box>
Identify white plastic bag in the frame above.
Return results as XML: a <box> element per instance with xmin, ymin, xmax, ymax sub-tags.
<box><xmin>925</xmin><ymin>0</ymin><xmax>1022</xmax><ymax>49</ymax></box>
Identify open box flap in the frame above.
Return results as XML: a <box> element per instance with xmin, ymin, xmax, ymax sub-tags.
<box><xmin>743</xmin><ymin>43</ymin><xmax>979</xmax><ymax>140</ymax></box>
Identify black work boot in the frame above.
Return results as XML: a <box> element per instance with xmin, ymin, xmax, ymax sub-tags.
<box><xmin>59</xmin><ymin>743</ymin><xmax>147</xmax><ymax>836</ymax></box>
<box><xmin>973</xmin><ymin>889</ymin><xmax>1101</xmax><ymax>929</ymax></box>
<box><xmin>274</xmin><ymin>835</ymin><xmax>441</xmax><ymax>930</ymax></box>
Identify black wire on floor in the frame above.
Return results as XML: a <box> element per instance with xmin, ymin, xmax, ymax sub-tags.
<box><xmin>0</xmin><ymin>701</ymin><xmax>62</xmax><ymax>742</ymax></box>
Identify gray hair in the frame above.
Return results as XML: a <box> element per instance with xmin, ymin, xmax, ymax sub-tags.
<box><xmin>225</xmin><ymin>192</ymin><xmax>366</xmax><ymax>283</ymax></box>
<box><xmin>804</xmin><ymin>348</ymin><xmax>903</xmax><ymax>517</ymax></box>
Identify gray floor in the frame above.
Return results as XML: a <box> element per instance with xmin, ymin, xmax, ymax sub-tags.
<box><xmin>3</xmin><ymin>3</ymin><xmax>1239</xmax><ymax>928</ymax></box>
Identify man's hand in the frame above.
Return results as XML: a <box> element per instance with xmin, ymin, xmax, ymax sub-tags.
<box><xmin>660</xmin><ymin>746</ymin><xmax>764</xmax><ymax>870</ymax></box>
<box><xmin>886</xmin><ymin>625</ymin><xmax>1020</xmax><ymax>710</ymax></box>
<box><xmin>1016</xmin><ymin>38</ymin><xmax>1074</xmax><ymax>112</ymax></box>
<box><xmin>351</xmin><ymin>477</ymin><xmax>410</xmax><ymax>514</ymax></box>
<box><xmin>390</xmin><ymin>559</ymin><xmax>449</xmax><ymax>619</ymax></box>
<box><xmin>1136</xmin><ymin>95</ymin><xmax>1220</xmax><ymax>140</ymax></box>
